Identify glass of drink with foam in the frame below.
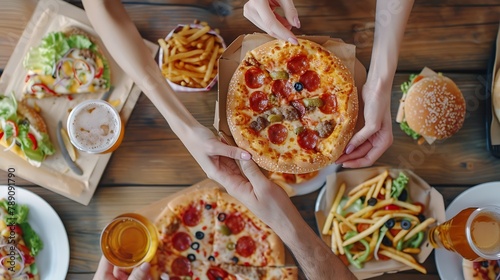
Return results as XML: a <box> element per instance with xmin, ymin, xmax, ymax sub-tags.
<box><xmin>67</xmin><ymin>99</ymin><xmax>124</xmax><ymax>154</ymax></box>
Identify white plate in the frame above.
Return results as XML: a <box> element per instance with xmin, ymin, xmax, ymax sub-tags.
<box><xmin>0</xmin><ymin>186</ymin><xmax>70</xmax><ymax>280</ymax></box>
<box><xmin>435</xmin><ymin>181</ymin><xmax>500</xmax><ymax>280</ymax></box>
<box><xmin>290</xmin><ymin>164</ymin><xmax>339</xmax><ymax>196</ymax></box>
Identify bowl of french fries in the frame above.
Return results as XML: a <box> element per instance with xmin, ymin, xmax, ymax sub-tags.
<box><xmin>158</xmin><ymin>21</ymin><xmax>225</xmax><ymax>91</ymax></box>
<box><xmin>315</xmin><ymin>166</ymin><xmax>446</xmax><ymax>279</ymax></box>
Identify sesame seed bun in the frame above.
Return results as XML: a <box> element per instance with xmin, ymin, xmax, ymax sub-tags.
<box><xmin>404</xmin><ymin>75</ymin><xmax>466</xmax><ymax>140</ymax></box>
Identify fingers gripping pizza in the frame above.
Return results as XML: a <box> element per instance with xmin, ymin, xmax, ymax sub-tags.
<box><xmin>227</xmin><ymin>39</ymin><xmax>358</xmax><ymax>174</ymax></box>
<box><xmin>151</xmin><ymin>187</ymin><xmax>297</xmax><ymax>280</ymax></box>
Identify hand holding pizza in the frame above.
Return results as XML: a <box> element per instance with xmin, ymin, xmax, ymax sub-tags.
<box><xmin>243</xmin><ymin>0</ymin><xmax>300</xmax><ymax>44</ymax></box>
<box><xmin>336</xmin><ymin>78</ymin><xmax>394</xmax><ymax>168</ymax></box>
<box><xmin>94</xmin><ymin>256</ymin><xmax>152</xmax><ymax>280</ymax></box>
<box><xmin>336</xmin><ymin>0</ymin><xmax>414</xmax><ymax>168</ymax></box>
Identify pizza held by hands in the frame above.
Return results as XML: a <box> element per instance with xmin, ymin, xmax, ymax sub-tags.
<box><xmin>151</xmin><ymin>186</ymin><xmax>297</xmax><ymax>280</ymax></box>
<box><xmin>227</xmin><ymin>39</ymin><xmax>358</xmax><ymax>174</ymax></box>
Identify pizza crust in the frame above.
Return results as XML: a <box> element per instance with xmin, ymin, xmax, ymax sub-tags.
<box><xmin>166</xmin><ymin>185</ymin><xmax>220</xmax><ymax>214</ymax></box>
<box><xmin>227</xmin><ymin>39</ymin><xmax>357</xmax><ymax>174</ymax></box>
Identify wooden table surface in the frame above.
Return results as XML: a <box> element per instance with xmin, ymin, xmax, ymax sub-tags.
<box><xmin>1</xmin><ymin>0</ymin><xmax>500</xmax><ymax>279</ymax></box>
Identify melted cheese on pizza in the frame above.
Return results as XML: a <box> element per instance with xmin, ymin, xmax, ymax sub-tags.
<box><xmin>227</xmin><ymin>39</ymin><xmax>357</xmax><ymax>174</ymax></box>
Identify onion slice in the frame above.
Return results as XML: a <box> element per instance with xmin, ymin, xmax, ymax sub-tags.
<box><xmin>0</xmin><ymin>244</ymin><xmax>25</xmax><ymax>277</ymax></box>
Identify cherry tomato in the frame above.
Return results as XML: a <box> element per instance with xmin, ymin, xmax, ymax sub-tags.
<box><xmin>356</xmin><ymin>223</ymin><xmax>370</xmax><ymax>233</ymax></box>
<box><xmin>412</xmin><ymin>75</ymin><xmax>424</xmax><ymax>84</ymax></box>
<box><xmin>384</xmin><ymin>204</ymin><xmax>401</xmax><ymax>211</ymax></box>
<box><xmin>0</xmin><ymin>131</ymin><xmax>4</xmax><ymax>139</ymax></box>
<box><xmin>10</xmin><ymin>224</ymin><xmax>23</xmax><ymax>235</ymax></box>
<box><xmin>390</xmin><ymin>229</ymin><xmax>401</xmax><ymax>236</ymax></box>
<box><xmin>339</xmin><ymin>254</ymin><xmax>350</xmax><ymax>266</ymax></box>
<box><xmin>95</xmin><ymin>67</ymin><xmax>104</xmax><ymax>78</ymax></box>
<box><xmin>377</xmin><ymin>253</ymin><xmax>390</xmax><ymax>261</ymax></box>
<box><xmin>413</xmin><ymin>202</ymin><xmax>425</xmax><ymax>214</ymax></box>
<box><xmin>17</xmin><ymin>243</ymin><xmax>35</xmax><ymax>265</ymax></box>
<box><xmin>27</xmin><ymin>133</ymin><xmax>38</xmax><ymax>150</ymax></box>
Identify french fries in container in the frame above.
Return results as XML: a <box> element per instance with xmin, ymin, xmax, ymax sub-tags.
<box><xmin>315</xmin><ymin>166</ymin><xmax>446</xmax><ymax>279</ymax></box>
<box><xmin>158</xmin><ymin>21</ymin><xmax>226</xmax><ymax>91</ymax></box>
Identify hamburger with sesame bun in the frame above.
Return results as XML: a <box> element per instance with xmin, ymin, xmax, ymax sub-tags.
<box><xmin>396</xmin><ymin>67</ymin><xmax>466</xmax><ymax>145</ymax></box>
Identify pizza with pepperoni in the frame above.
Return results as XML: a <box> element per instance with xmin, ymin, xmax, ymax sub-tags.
<box><xmin>227</xmin><ymin>39</ymin><xmax>358</xmax><ymax>174</ymax></box>
<box><xmin>151</xmin><ymin>186</ymin><xmax>297</xmax><ymax>280</ymax></box>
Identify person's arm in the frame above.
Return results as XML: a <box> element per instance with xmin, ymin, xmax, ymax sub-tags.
<box><xmin>81</xmin><ymin>0</ymin><xmax>251</xmax><ymax>180</ymax></box>
<box><xmin>336</xmin><ymin>0</ymin><xmax>414</xmax><ymax>167</ymax></box>
<box><xmin>230</xmin><ymin>159</ymin><xmax>357</xmax><ymax>280</ymax></box>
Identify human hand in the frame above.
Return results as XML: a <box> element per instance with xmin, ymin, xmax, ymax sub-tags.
<box><xmin>219</xmin><ymin>157</ymin><xmax>292</xmax><ymax>226</ymax></box>
<box><xmin>93</xmin><ymin>256</ymin><xmax>152</xmax><ymax>280</ymax></box>
<box><xmin>243</xmin><ymin>0</ymin><xmax>300</xmax><ymax>44</ymax></box>
<box><xmin>181</xmin><ymin>125</ymin><xmax>252</xmax><ymax>182</ymax></box>
<box><xmin>336</xmin><ymin>78</ymin><xmax>393</xmax><ymax>168</ymax></box>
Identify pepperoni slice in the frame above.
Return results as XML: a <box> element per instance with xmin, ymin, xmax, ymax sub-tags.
<box><xmin>182</xmin><ymin>205</ymin><xmax>201</xmax><ymax>227</ymax></box>
<box><xmin>319</xmin><ymin>93</ymin><xmax>337</xmax><ymax>114</ymax></box>
<box><xmin>298</xmin><ymin>129</ymin><xmax>319</xmax><ymax>151</ymax></box>
<box><xmin>290</xmin><ymin>100</ymin><xmax>306</xmax><ymax>118</ymax></box>
<box><xmin>299</xmin><ymin>70</ymin><xmax>320</xmax><ymax>92</ymax></box>
<box><xmin>271</xmin><ymin>79</ymin><xmax>292</xmax><ymax>99</ymax></box>
<box><xmin>287</xmin><ymin>54</ymin><xmax>309</xmax><ymax>75</ymax></box>
<box><xmin>268</xmin><ymin>124</ymin><xmax>288</xmax><ymax>145</ymax></box>
<box><xmin>282</xmin><ymin>173</ymin><xmax>296</xmax><ymax>183</ymax></box>
<box><xmin>207</xmin><ymin>266</ymin><xmax>229</xmax><ymax>280</ymax></box>
<box><xmin>245</xmin><ymin>67</ymin><xmax>266</xmax><ymax>89</ymax></box>
<box><xmin>235</xmin><ymin>236</ymin><xmax>256</xmax><ymax>257</ymax></box>
<box><xmin>225</xmin><ymin>214</ymin><xmax>245</xmax><ymax>235</ymax></box>
<box><xmin>249</xmin><ymin>91</ymin><xmax>269</xmax><ymax>113</ymax></box>
<box><xmin>172</xmin><ymin>232</ymin><xmax>192</xmax><ymax>252</ymax></box>
<box><xmin>171</xmin><ymin>256</ymin><xmax>192</xmax><ymax>276</ymax></box>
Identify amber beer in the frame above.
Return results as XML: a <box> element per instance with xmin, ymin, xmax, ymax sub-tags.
<box><xmin>101</xmin><ymin>213</ymin><xmax>159</xmax><ymax>268</ymax></box>
<box><xmin>429</xmin><ymin>205</ymin><xmax>500</xmax><ymax>261</ymax></box>
<box><xmin>67</xmin><ymin>99</ymin><xmax>124</xmax><ymax>154</ymax></box>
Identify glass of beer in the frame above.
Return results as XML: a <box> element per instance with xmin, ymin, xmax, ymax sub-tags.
<box><xmin>100</xmin><ymin>213</ymin><xmax>159</xmax><ymax>268</ymax></box>
<box><xmin>67</xmin><ymin>99</ymin><xmax>124</xmax><ymax>154</ymax></box>
<box><xmin>428</xmin><ymin>205</ymin><xmax>500</xmax><ymax>261</ymax></box>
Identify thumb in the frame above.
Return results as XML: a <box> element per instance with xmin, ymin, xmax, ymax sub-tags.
<box><xmin>278</xmin><ymin>0</ymin><xmax>300</xmax><ymax>28</ymax></box>
<box><xmin>239</xmin><ymin>159</ymin><xmax>267</xmax><ymax>185</ymax></box>
<box><xmin>214</xmin><ymin>139</ymin><xmax>252</xmax><ymax>160</ymax></box>
<box><xmin>345</xmin><ymin>127</ymin><xmax>372</xmax><ymax>155</ymax></box>
<box><xmin>128</xmin><ymin>262</ymin><xmax>151</xmax><ymax>280</ymax></box>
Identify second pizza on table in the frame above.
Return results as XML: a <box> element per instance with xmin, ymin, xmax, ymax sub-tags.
<box><xmin>226</xmin><ymin>39</ymin><xmax>358</xmax><ymax>174</ymax></box>
<box><xmin>151</xmin><ymin>185</ymin><xmax>298</xmax><ymax>280</ymax></box>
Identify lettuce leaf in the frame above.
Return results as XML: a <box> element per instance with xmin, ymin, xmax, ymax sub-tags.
<box><xmin>391</xmin><ymin>172</ymin><xmax>409</xmax><ymax>199</ymax></box>
<box><xmin>23</xmin><ymin>32</ymin><xmax>70</xmax><ymax>75</ymax></box>
<box><xmin>0</xmin><ymin>94</ymin><xmax>17</xmax><ymax>120</ymax></box>
<box><xmin>19</xmin><ymin>222</ymin><xmax>44</xmax><ymax>256</ymax></box>
<box><xmin>67</xmin><ymin>34</ymin><xmax>93</xmax><ymax>49</ymax></box>
<box><xmin>23</xmin><ymin>32</ymin><xmax>96</xmax><ymax>75</ymax></box>
<box><xmin>400</xmin><ymin>121</ymin><xmax>420</xmax><ymax>140</ymax></box>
